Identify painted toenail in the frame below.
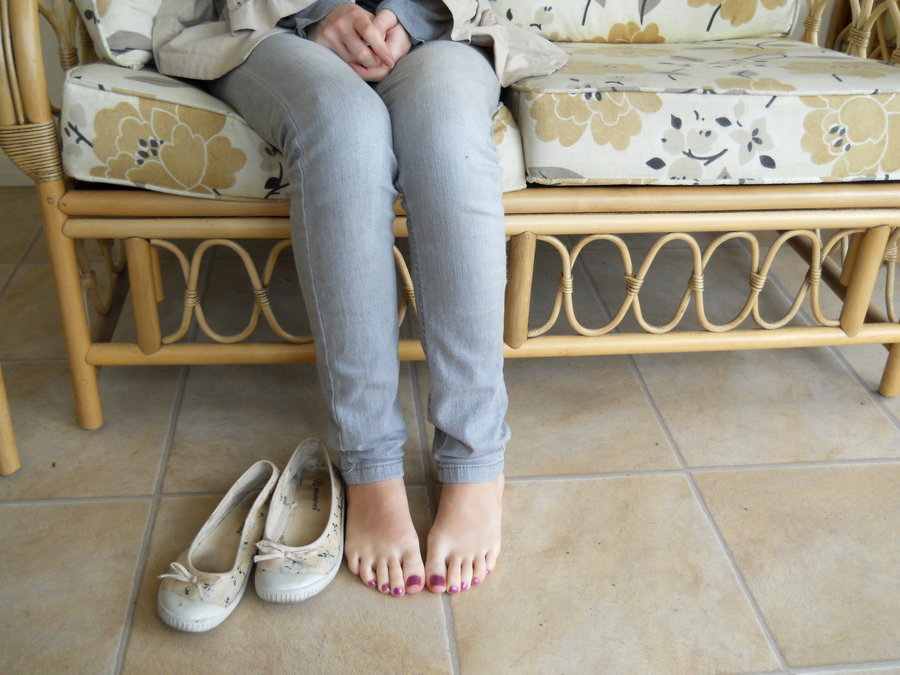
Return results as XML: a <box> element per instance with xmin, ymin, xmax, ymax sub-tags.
<box><xmin>381</xmin><ymin>584</ymin><xmax>390</xmax><ymax>592</ymax></box>
<box><xmin>393</xmin><ymin>587</ymin><xmax>404</xmax><ymax>596</ymax></box>
<box><xmin>406</xmin><ymin>575</ymin><xmax>422</xmax><ymax>587</ymax></box>
<box><xmin>461</xmin><ymin>582</ymin><xmax>469</xmax><ymax>591</ymax></box>
<box><xmin>449</xmin><ymin>586</ymin><xmax>459</xmax><ymax>594</ymax></box>
<box><xmin>485</xmin><ymin>568</ymin><xmax>491</xmax><ymax>575</ymax></box>
<box><xmin>367</xmin><ymin>580</ymin><xmax>377</xmax><ymax>588</ymax></box>
<box><xmin>472</xmin><ymin>577</ymin><xmax>480</xmax><ymax>585</ymax></box>
<box><xmin>429</xmin><ymin>575</ymin><xmax>445</xmax><ymax>587</ymax></box>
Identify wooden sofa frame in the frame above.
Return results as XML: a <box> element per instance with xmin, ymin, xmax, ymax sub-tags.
<box><xmin>1</xmin><ymin>0</ymin><xmax>899</xmax><ymax>469</ymax></box>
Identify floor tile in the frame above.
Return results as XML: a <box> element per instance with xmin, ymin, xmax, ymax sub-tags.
<box><xmin>451</xmin><ymin>476</ymin><xmax>780</xmax><ymax>673</ymax></box>
<box><xmin>0</xmin><ymin>263</ymin><xmax>12</xmax><ymax>289</ymax></box>
<box><xmin>0</xmin><ymin>500</ymin><xmax>150</xmax><ymax>674</ymax></box>
<box><xmin>695</xmin><ymin>465</ymin><xmax>900</xmax><ymax>667</ymax></box>
<box><xmin>0</xmin><ymin>362</ymin><xmax>180</xmax><ymax>500</ymax></box>
<box><xmin>0</xmin><ymin>264</ymin><xmax>66</xmax><ymax>360</ymax></box>
<box><xmin>0</xmin><ymin>186</ymin><xmax>40</xmax><ymax>264</ymax></box>
<box><xmin>163</xmin><ymin>362</ymin><xmax>426</xmax><ymax>493</ymax></box>
<box><xmin>122</xmin><ymin>488</ymin><xmax>451</xmax><ymax>673</ymax></box>
<box><xmin>634</xmin><ymin>347</ymin><xmax>900</xmax><ymax>466</ymax></box>
<box><xmin>503</xmin><ymin>356</ymin><xmax>677</xmax><ymax>476</ymax></box>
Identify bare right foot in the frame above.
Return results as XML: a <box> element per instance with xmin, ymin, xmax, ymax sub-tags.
<box><xmin>344</xmin><ymin>477</ymin><xmax>426</xmax><ymax>596</ymax></box>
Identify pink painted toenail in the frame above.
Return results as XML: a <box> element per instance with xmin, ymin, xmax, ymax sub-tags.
<box><xmin>429</xmin><ymin>575</ymin><xmax>445</xmax><ymax>587</ymax></box>
<box><xmin>472</xmin><ymin>577</ymin><xmax>480</xmax><ymax>585</ymax></box>
<box><xmin>393</xmin><ymin>587</ymin><xmax>404</xmax><ymax>596</ymax></box>
<box><xmin>406</xmin><ymin>575</ymin><xmax>422</xmax><ymax>588</ymax></box>
<box><xmin>381</xmin><ymin>583</ymin><xmax>390</xmax><ymax>592</ymax></box>
<box><xmin>485</xmin><ymin>569</ymin><xmax>491</xmax><ymax>575</ymax></box>
<box><xmin>449</xmin><ymin>586</ymin><xmax>459</xmax><ymax>594</ymax></box>
<box><xmin>367</xmin><ymin>580</ymin><xmax>377</xmax><ymax>588</ymax></box>
<box><xmin>461</xmin><ymin>582</ymin><xmax>469</xmax><ymax>591</ymax></box>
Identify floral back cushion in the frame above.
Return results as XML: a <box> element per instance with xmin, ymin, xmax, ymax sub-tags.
<box><xmin>74</xmin><ymin>0</ymin><xmax>164</xmax><ymax>69</ymax></box>
<box><xmin>489</xmin><ymin>0</ymin><xmax>799</xmax><ymax>42</ymax></box>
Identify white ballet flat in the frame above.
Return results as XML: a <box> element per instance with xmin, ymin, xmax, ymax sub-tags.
<box><xmin>157</xmin><ymin>460</ymin><xmax>279</xmax><ymax>632</ymax></box>
<box><xmin>254</xmin><ymin>439</ymin><xmax>344</xmax><ymax>603</ymax></box>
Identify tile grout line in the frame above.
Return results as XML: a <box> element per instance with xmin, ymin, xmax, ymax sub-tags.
<box><xmin>113</xmin><ymin>250</ymin><xmax>214</xmax><ymax>674</ymax></box>
<box><xmin>408</xmin><ymin>356</ymin><xmax>462</xmax><ymax>675</ymax></box>
<box><xmin>748</xmin><ymin>239</ymin><xmax>900</xmax><ymax>434</ymax></box>
<box><xmin>112</xmin><ymin>363</ymin><xmax>190</xmax><ymax>675</ymax></box>
<box><xmin>791</xmin><ymin>658</ymin><xmax>900</xmax><ymax>673</ymax></box>
<box><xmin>576</xmin><ymin>248</ymin><xmax>792</xmax><ymax>672</ymax></box>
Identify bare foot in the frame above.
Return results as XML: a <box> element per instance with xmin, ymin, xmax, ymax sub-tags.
<box><xmin>344</xmin><ymin>477</ymin><xmax>426</xmax><ymax>596</ymax></box>
<box><xmin>425</xmin><ymin>475</ymin><xmax>504</xmax><ymax>594</ymax></box>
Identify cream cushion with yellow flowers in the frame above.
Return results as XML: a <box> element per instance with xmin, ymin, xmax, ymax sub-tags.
<box><xmin>507</xmin><ymin>39</ymin><xmax>900</xmax><ymax>186</ymax></box>
<box><xmin>488</xmin><ymin>0</ymin><xmax>799</xmax><ymax>42</ymax></box>
<box><xmin>60</xmin><ymin>63</ymin><xmax>527</xmax><ymax>200</ymax></box>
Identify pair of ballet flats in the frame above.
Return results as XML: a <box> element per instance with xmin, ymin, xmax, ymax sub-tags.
<box><xmin>157</xmin><ymin>438</ymin><xmax>345</xmax><ymax>633</ymax></box>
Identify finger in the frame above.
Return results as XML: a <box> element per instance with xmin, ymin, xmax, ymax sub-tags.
<box><xmin>349</xmin><ymin>61</ymin><xmax>391</xmax><ymax>82</ymax></box>
<box><xmin>356</xmin><ymin>18</ymin><xmax>394</xmax><ymax>67</ymax></box>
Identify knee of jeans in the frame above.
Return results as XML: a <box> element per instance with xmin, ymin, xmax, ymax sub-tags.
<box><xmin>279</xmin><ymin>85</ymin><xmax>392</xmax><ymax>166</ymax></box>
<box><xmin>412</xmin><ymin>43</ymin><xmax>500</xmax><ymax>114</ymax></box>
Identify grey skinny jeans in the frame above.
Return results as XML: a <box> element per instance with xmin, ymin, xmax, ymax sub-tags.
<box><xmin>209</xmin><ymin>34</ymin><xmax>510</xmax><ymax>485</ymax></box>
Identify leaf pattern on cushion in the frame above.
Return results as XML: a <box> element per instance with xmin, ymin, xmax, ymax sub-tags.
<box><xmin>528</xmin><ymin>90</ymin><xmax>663</xmax><ymax>150</ymax></box>
<box><xmin>88</xmin><ymin>98</ymin><xmax>246</xmax><ymax>195</ymax></box>
<box><xmin>801</xmin><ymin>94</ymin><xmax>900</xmax><ymax>178</ymax></box>
<box><xmin>688</xmin><ymin>0</ymin><xmax>790</xmax><ymax>29</ymax></box>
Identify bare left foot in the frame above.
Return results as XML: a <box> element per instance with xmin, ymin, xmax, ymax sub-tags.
<box><xmin>424</xmin><ymin>475</ymin><xmax>504</xmax><ymax>594</ymax></box>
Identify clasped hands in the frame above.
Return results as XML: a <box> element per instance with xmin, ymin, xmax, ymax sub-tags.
<box><xmin>308</xmin><ymin>4</ymin><xmax>412</xmax><ymax>82</ymax></box>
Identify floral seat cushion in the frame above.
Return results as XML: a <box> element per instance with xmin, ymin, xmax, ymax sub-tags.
<box><xmin>60</xmin><ymin>63</ymin><xmax>527</xmax><ymax>200</ymax></box>
<box><xmin>508</xmin><ymin>38</ymin><xmax>900</xmax><ymax>185</ymax></box>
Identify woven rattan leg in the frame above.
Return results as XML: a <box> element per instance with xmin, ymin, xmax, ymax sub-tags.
<box><xmin>0</xmin><ymin>366</ymin><xmax>21</xmax><ymax>476</ymax></box>
<box><xmin>40</xmin><ymin>185</ymin><xmax>103</xmax><ymax>429</ymax></box>
<box><xmin>840</xmin><ymin>225</ymin><xmax>891</xmax><ymax>338</ymax></box>
<box><xmin>504</xmin><ymin>231</ymin><xmax>537</xmax><ymax>349</ymax></box>
<box><xmin>125</xmin><ymin>238</ymin><xmax>163</xmax><ymax>354</ymax></box>
<box><xmin>879</xmin><ymin>342</ymin><xmax>900</xmax><ymax>397</ymax></box>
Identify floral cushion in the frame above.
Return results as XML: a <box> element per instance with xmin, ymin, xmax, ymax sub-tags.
<box><xmin>507</xmin><ymin>39</ymin><xmax>900</xmax><ymax>186</ymax></box>
<box><xmin>489</xmin><ymin>0</ymin><xmax>799</xmax><ymax>42</ymax></box>
<box><xmin>60</xmin><ymin>63</ymin><xmax>526</xmax><ymax>200</ymax></box>
<box><xmin>73</xmin><ymin>0</ymin><xmax>164</xmax><ymax>69</ymax></box>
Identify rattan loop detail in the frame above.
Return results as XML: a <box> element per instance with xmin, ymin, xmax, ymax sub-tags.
<box><xmin>884</xmin><ymin>244</ymin><xmax>898</xmax><ymax>264</ymax></box>
<box><xmin>803</xmin><ymin>15</ymin><xmax>822</xmax><ymax>34</ymax></box>
<box><xmin>253</xmin><ymin>288</ymin><xmax>271</xmax><ymax>307</ymax></box>
<box><xmin>749</xmin><ymin>271</ymin><xmax>767</xmax><ymax>291</ymax></box>
<box><xmin>184</xmin><ymin>289</ymin><xmax>200</xmax><ymax>307</ymax></box>
<box><xmin>624</xmin><ymin>274</ymin><xmax>644</xmax><ymax>295</ymax></box>
<box><xmin>58</xmin><ymin>46</ymin><xmax>78</xmax><ymax>70</ymax></box>
<box><xmin>79</xmin><ymin>271</ymin><xmax>97</xmax><ymax>289</ymax></box>
<box><xmin>558</xmin><ymin>274</ymin><xmax>573</xmax><ymax>295</ymax></box>
<box><xmin>847</xmin><ymin>26</ymin><xmax>871</xmax><ymax>49</ymax></box>
<box><xmin>403</xmin><ymin>286</ymin><xmax>416</xmax><ymax>303</ymax></box>
<box><xmin>806</xmin><ymin>267</ymin><xmax>822</xmax><ymax>286</ymax></box>
<box><xmin>0</xmin><ymin>123</ymin><xmax>63</xmax><ymax>182</ymax></box>
<box><xmin>689</xmin><ymin>273</ymin><xmax>705</xmax><ymax>293</ymax></box>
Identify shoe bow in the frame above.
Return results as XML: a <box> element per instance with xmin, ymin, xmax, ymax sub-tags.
<box><xmin>158</xmin><ymin>561</ymin><xmax>220</xmax><ymax>601</ymax></box>
<box><xmin>254</xmin><ymin>540</ymin><xmax>322</xmax><ymax>565</ymax></box>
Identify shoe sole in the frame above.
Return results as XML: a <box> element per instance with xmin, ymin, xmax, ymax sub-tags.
<box><xmin>157</xmin><ymin>579</ymin><xmax>248</xmax><ymax>633</ymax></box>
<box><xmin>254</xmin><ymin>555</ymin><xmax>342</xmax><ymax>604</ymax></box>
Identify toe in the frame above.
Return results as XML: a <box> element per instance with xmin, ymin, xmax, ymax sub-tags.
<box><xmin>357</xmin><ymin>557</ymin><xmax>377</xmax><ymax>589</ymax></box>
<box><xmin>425</xmin><ymin>555</ymin><xmax>448</xmax><ymax>594</ymax></box>
<box><xmin>403</xmin><ymin>551</ymin><xmax>426</xmax><ymax>594</ymax></box>
<box><xmin>472</xmin><ymin>556</ymin><xmax>487</xmax><ymax>587</ymax></box>
<box><xmin>445</xmin><ymin>555</ymin><xmax>462</xmax><ymax>595</ymax></box>
<box><xmin>459</xmin><ymin>558</ymin><xmax>474</xmax><ymax>592</ymax></box>
<box><xmin>376</xmin><ymin>559</ymin><xmax>391</xmax><ymax>594</ymax></box>
<box><xmin>388</xmin><ymin>559</ymin><xmax>406</xmax><ymax>597</ymax></box>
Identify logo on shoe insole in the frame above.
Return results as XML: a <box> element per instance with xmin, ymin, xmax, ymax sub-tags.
<box><xmin>311</xmin><ymin>478</ymin><xmax>324</xmax><ymax>512</ymax></box>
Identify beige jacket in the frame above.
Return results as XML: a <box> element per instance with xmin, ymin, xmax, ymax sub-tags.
<box><xmin>152</xmin><ymin>0</ymin><xmax>567</xmax><ymax>86</ymax></box>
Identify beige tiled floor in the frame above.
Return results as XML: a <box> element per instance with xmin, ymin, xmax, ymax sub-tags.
<box><xmin>1</xmin><ymin>186</ymin><xmax>899</xmax><ymax>674</ymax></box>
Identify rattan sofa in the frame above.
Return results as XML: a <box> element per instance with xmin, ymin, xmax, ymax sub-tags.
<box><xmin>1</xmin><ymin>0</ymin><xmax>899</xmax><ymax>458</ymax></box>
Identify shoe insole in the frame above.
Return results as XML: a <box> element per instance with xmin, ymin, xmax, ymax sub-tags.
<box><xmin>194</xmin><ymin>488</ymin><xmax>261</xmax><ymax>573</ymax></box>
<box><xmin>281</xmin><ymin>466</ymin><xmax>330</xmax><ymax>547</ymax></box>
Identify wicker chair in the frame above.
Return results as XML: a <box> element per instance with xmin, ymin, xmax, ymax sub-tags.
<box><xmin>1</xmin><ymin>0</ymin><xmax>899</xmax><ymax>454</ymax></box>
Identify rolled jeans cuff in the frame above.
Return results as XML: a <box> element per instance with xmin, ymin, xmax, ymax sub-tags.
<box><xmin>340</xmin><ymin>456</ymin><xmax>405</xmax><ymax>486</ymax></box>
<box><xmin>435</xmin><ymin>453</ymin><xmax>505</xmax><ymax>484</ymax></box>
